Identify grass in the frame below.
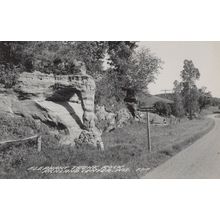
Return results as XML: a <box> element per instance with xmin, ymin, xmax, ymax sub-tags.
<box><xmin>200</xmin><ymin>106</ymin><xmax>220</xmax><ymax>116</ymax></box>
<box><xmin>0</xmin><ymin>114</ymin><xmax>215</xmax><ymax>179</ymax></box>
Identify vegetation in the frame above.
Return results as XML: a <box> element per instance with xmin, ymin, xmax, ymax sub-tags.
<box><xmin>0</xmin><ymin>42</ymin><xmax>218</xmax><ymax>179</ymax></box>
<box><xmin>180</xmin><ymin>59</ymin><xmax>200</xmax><ymax>119</ymax></box>
<box><xmin>0</xmin><ymin>113</ymin><xmax>214</xmax><ymax>178</ymax></box>
<box><xmin>171</xmin><ymin>59</ymin><xmax>215</xmax><ymax>119</ymax></box>
<box><xmin>0</xmin><ymin>42</ymin><xmax>163</xmax><ymax>110</ymax></box>
<box><xmin>172</xmin><ymin>80</ymin><xmax>185</xmax><ymax>117</ymax></box>
<box><xmin>0</xmin><ymin>114</ymin><xmax>60</xmax><ymax>178</ymax></box>
<box><xmin>96</xmin><ymin>48</ymin><xmax>163</xmax><ymax>109</ymax></box>
<box><xmin>198</xmin><ymin>87</ymin><xmax>212</xmax><ymax>112</ymax></box>
<box><xmin>153</xmin><ymin>101</ymin><xmax>171</xmax><ymax>116</ymax></box>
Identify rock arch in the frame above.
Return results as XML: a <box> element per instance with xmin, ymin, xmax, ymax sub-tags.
<box><xmin>16</xmin><ymin>67</ymin><xmax>104</xmax><ymax>150</ymax></box>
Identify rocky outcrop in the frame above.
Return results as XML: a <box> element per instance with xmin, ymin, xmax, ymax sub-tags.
<box><xmin>1</xmin><ymin>66</ymin><xmax>103</xmax><ymax>149</ymax></box>
<box><xmin>95</xmin><ymin>105</ymin><xmax>134</xmax><ymax>131</ymax></box>
<box><xmin>15</xmin><ymin>71</ymin><xmax>55</xmax><ymax>100</ymax></box>
<box><xmin>95</xmin><ymin>105</ymin><xmax>116</xmax><ymax>132</ymax></box>
<box><xmin>116</xmin><ymin>108</ymin><xmax>132</xmax><ymax>128</ymax></box>
<box><xmin>0</xmin><ymin>93</ymin><xmax>15</xmax><ymax>115</ymax></box>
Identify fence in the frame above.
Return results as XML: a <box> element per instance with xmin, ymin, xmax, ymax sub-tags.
<box><xmin>0</xmin><ymin>134</ymin><xmax>42</xmax><ymax>152</ymax></box>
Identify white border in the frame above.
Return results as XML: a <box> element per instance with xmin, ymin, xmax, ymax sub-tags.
<box><xmin>0</xmin><ymin>0</ymin><xmax>220</xmax><ymax>40</ymax></box>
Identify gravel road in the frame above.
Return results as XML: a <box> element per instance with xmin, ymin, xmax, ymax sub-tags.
<box><xmin>142</xmin><ymin>115</ymin><xmax>220</xmax><ymax>179</ymax></box>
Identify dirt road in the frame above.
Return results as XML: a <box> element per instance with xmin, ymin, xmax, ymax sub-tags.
<box><xmin>142</xmin><ymin>115</ymin><xmax>220</xmax><ymax>179</ymax></box>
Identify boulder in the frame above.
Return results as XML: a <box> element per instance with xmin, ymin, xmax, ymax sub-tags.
<box><xmin>149</xmin><ymin>112</ymin><xmax>166</xmax><ymax>125</ymax></box>
<box><xmin>95</xmin><ymin>105</ymin><xmax>116</xmax><ymax>132</ymax></box>
<box><xmin>75</xmin><ymin>129</ymin><xmax>104</xmax><ymax>151</ymax></box>
<box><xmin>116</xmin><ymin>108</ymin><xmax>132</xmax><ymax>128</ymax></box>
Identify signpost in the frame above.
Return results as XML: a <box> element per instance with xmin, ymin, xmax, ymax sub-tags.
<box><xmin>146</xmin><ymin>111</ymin><xmax>151</xmax><ymax>152</ymax></box>
<box><xmin>138</xmin><ymin>107</ymin><xmax>154</xmax><ymax>152</ymax></box>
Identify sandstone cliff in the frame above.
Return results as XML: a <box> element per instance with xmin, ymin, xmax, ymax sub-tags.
<box><xmin>0</xmin><ymin>70</ymin><xmax>103</xmax><ymax>149</ymax></box>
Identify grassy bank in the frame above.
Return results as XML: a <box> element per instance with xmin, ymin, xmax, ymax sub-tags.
<box><xmin>0</xmin><ymin>115</ymin><xmax>215</xmax><ymax>179</ymax></box>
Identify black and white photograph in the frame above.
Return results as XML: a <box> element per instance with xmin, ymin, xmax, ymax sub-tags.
<box><xmin>1</xmin><ymin>1</ymin><xmax>220</xmax><ymax>220</ymax></box>
<box><xmin>0</xmin><ymin>41</ymin><xmax>219</xmax><ymax>179</ymax></box>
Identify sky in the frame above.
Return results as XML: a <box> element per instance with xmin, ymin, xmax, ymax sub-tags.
<box><xmin>139</xmin><ymin>42</ymin><xmax>220</xmax><ymax>98</ymax></box>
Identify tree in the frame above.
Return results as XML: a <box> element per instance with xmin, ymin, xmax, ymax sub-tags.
<box><xmin>0</xmin><ymin>41</ymin><xmax>108</xmax><ymax>87</ymax></box>
<box><xmin>106</xmin><ymin>41</ymin><xmax>137</xmax><ymax>72</ymax></box>
<box><xmin>172</xmin><ymin>80</ymin><xmax>185</xmax><ymax>117</ymax></box>
<box><xmin>198</xmin><ymin>87</ymin><xmax>212</xmax><ymax>112</ymax></box>
<box><xmin>96</xmin><ymin>48</ymin><xmax>163</xmax><ymax>106</ymax></box>
<box><xmin>96</xmin><ymin>41</ymin><xmax>138</xmax><ymax>103</ymax></box>
<box><xmin>180</xmin><ymin>59</ymin><xmax>200</xmax><ymax>119</ymax></box>
<box><xmin>182</xmin><ymin>84</ymin><xmax>200</xmax><ymax>119</ymax></box>
<box><xmin>154</xmin><ymin>101</ymin><xmax>171</xmax><ymax>116</ymax></box>
<box><xmin>180</xmin><ymin>59</ymin><xmax>200</xmax><ymax>83</ymax></box>
<box><xmin>0</xmin><ymin>42</ymin><xmax>29</xmax><ymax>88</ymax></box>
<box><xmin>0</xmin><ymin>42</ymin><xmax>28</xmax><ymax>66</ymax></box>
<box><xmin>72</xmin><ymin>41</ymin><xmax>106</xmax><ymax>77</ymax></box>
<box><xmin>0</xmin><ymin>64</ymin><xmax>20</xmax><ymax>88</ymax></box>
<box><xmin>0</xmin><ymin>41</ymin><xmax>161</xmax><ymax>102</ymax></box>
<box><xmin>125</xmin><ymin>49</ymin><xmax>163</xmax><ymax>92</ymax></box>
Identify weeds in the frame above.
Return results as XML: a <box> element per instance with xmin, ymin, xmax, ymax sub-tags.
<box><xmin>0</xmin><ymin>114</ymin><xmax>215</xmax><ymax>178</ymax></box>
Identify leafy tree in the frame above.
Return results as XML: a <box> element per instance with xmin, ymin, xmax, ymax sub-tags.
<box><xmin>95</xmin><ymin>42</ymin><xmax>138</xmax><ymax>103</ymax></box>
<box><xmin>198</xmin><ymin>87</ymin><xmax>212</xmax><ymax>112</ymax></box>
<box><xmin>97</xmin><ymin>48</ymin><xmax>163</xmax><ymax>106</ymax></box>
<box><xmin>0</xmin><ymin>64</ymin><xmax>20</xmax><ymax>88</ymax></box>
<box><xmin>106</xmin><ymin>41</ymin><xmax>137</xmax><ymax>72</ymax></box>
<box><xmin>172</xmin><ymin>80</ymin><xmax>185</xmax><ymax>117</ymax></box>
<box><xmin>182</xmin><ymin>83</ymin><xmax>200</xmax><ymax>119</ymax></box>
<box><xmin>180</xmin><ymin>59</ymin><xmax>200</xmax><ymax>119</ymax></box>
<box><xmin>125</xmin><ymin>49</ymin><xmax>162</xmax><ymax>92</ymax></box>
<box><xmin>72</xmin><ymin>41</ymin><xmax>106</xmax><ymax>77</ymax></box>
<box><xmin>0</xmin><ymin>42</ymin><xmax>27</xmax><ymax>66</ymax></box>
<box><xmin>0</xmin><ymin>41</ymin><xmax>161</xmax><ymax>103</ymax></box>
<box><xmin>154</xmin><ymin>101</ymin><xmax>171</xmax><ymax>116</ymax></box>
<box><xmin>180</xmin><ymin>59</ymin><xmax>200</xmax><ymax>83</ymax></box>
<box><xmin>0</xmin><ymin>42</ymin><xmax>30</xmax><ymax>87</ymax></box>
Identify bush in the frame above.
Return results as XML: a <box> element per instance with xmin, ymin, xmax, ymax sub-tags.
<box><xmin>153</xmin><ymin>101</ymin><xmax>171</xmax><ymax>116</ymax></box>
<box><xmin>0</xmin><ymin>64</ymin><xmax>20</xmax><ymax>88</ymax></box>
<box><xmin>0</xmin><ymin>114</ymin><xmax>60</xmax><ymax>178</ymax></box>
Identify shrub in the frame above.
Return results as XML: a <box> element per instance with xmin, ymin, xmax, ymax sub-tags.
<box><xmin>0</xmin><ymin>64</ymin><xmax>20</xmax><ymax>88</ymax></box>
<box><xmin>153</xmin><ymin>101</ymin><xmax>171</xmax><ymax>116</ymax></box>
<box><xmin>0</xmin><ymin>114</ymin><xmax>60</xmax><ymax>178</ymax></box>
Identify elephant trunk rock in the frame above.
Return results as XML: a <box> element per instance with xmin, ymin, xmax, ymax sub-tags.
<box><xmin>16</xmin><ymin>70</ymin><xmax>104</xmax><ymax>150</ymax></box>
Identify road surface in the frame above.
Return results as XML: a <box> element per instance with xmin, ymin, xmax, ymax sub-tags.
<box><xmin>142</xmin><ymin>115</ymin><xmax>220</xmax><ymax>179</ymax></box>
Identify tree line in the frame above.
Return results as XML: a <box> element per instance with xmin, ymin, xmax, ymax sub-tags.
<box><xmin>0</xmin><ymin>41</ymin><xmax>219</xmax><ymax>116</ymax></box>
<box><xmin>0</xmin><ymin>41</ymin><xmax>162</xmax><ymax>109</ymax></box>
<box><xmin>156</xmin><ymin>59</ymin><xmax>219</xmax><ymax>119</ymax></box>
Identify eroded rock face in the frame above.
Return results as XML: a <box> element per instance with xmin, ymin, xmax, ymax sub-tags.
<box><xmin>15</xmin><ymin>71</ymin><xmax>55</xmax><ymax>100</ymax></box>
<box><xmin>0</xmin><ymin>93</ymin><xmax>15</xmax><ymax>115</ymax></box>
<box><xmin>116</xmin><ymin>108</ymin><xmax>132</xmax><ymax>128</ymax></box>
<box><xmin>52</xmin><ymin>73</ymin><xmax>103</xmax><ymax>149</ymax></box>
<box><xmin>95</xmin><ymin>105</ymin><xmax>116</xmax><ymax>132</ymax></box>
<box><xmin>2</xmin><ymin>68</ymin><xmax>103</xmax><ymax>149</ymax></box>
<box><xmin>0</xmin><ymin>94</ymin><xmax>84</xmax><ymax>144</ymax></box>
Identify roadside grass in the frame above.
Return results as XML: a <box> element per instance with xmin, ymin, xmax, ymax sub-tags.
<box><xmin>200</xmin><ymin>106</ymin><xmax>219</xmax><ymax>116</ymax></box>
<box><xmin>0</xmin><ymin>114</ymin><xmax>215</xmax><ymax>179</ymax></box>
<box><xmin>98</xmin><ymin>117</ymin><xmax>215</xmax><ymax>178</ymax></box>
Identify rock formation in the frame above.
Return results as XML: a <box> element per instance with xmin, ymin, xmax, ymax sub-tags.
<box><xmin>95</xmin><ymin>105</ymin><xmax>116</xmax><ymax>132</ymax></box>
<box><xmin>1</xmin><ymin>62</ymin><xmax>104</xmax><ymax>150</ymax></box>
